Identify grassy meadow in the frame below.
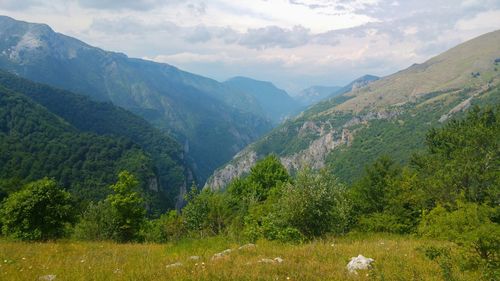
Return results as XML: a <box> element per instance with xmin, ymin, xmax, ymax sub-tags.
<box><xmin>0</xmin><ymin>234</ymin><xmax>480</xmax><ymax>281</ymax></box>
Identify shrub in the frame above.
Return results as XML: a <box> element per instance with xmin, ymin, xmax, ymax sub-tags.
<box><xmin>279</xmin><ymin>168</ymin><xmax>352</xmax><ymax>238</ymax></box>
<box><xmin>142</xmin><ymin>211</ymin><xmax>187</xmax><ymax>243</ymax></box>
<box><xmin>73</xmin><ymin>201</ymin><xmax>118</xmax><ymax>241</ymax></box>
<box><xmin>0</xmin><ymin>178</ymin><xmax>74</xmax><ymax>241</ymax></box>
<box><xmin>357</xmin><ymin>212</ymin><xmax>409</xmax><ymax>234</ymax></box>
<box><xmin>73</xmin><ymin>171</ymin><xmax>146</xmax><ymax>242</ymax></box>
<box><xmin>419</xmin><ymin>202</ymin><xmax>499</xmax><ymax>276</ymax></box>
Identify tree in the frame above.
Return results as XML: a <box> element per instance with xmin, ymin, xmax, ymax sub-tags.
<box><xmin>280</xmin><ymin>168</ymin><xmax>352</xmax><ymax>238</ymax></box>
<box><xmin>0</xmin><ymin>178</ymin><xmax>74</xmax><ymax>241</ymax></box>
<box><xmin>246</xmin><ymin>154</ymin><xmax>290</xmax><ymax>201</ymax></box>
<box><xmin>350</xmin><ymin>156</ymin><xmax>401</xmax><ymax>215</ymax></box>
<box><xmin>106</xmin><ymin>171</ymin><xmax>146</xmax><ymax>242</ymax></box>
<box><xmin>413</xmin><ymin>106</ymin><xmax>499</xmax><ymax>205</ymax></box>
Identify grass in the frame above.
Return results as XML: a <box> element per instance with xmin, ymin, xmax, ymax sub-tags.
<box><xmin>0</xmin><ymin>234</ymin><xmax>481</xmax><ymax>281</ymax></box>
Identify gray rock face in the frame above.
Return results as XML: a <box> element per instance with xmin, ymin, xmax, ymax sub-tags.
<box><xmin>206</xmin><ymin>109</ymin><xmax>399</xmax><ymax>190</ymax></box>
<box><xmin>346</xmin><ymin>255</ymin><xmax>375</xmax><ymax>273</ymax></box>
<box><xmin>205</xmin><ymin>150</ymin><xmax>258</xmax><ymax>190</ymax></box>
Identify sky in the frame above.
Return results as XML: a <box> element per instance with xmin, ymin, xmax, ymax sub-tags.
<box><xmin>0</xmin><ymin>0</ymin><xmax>499</xmax><ymax>94</ymax></box>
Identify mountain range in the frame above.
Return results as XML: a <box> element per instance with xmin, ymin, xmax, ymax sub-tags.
<box><xmin>0</xmin><ymin>16</ymin><xmax>279</xmax><ymax>183</ymax></box>
<box><xmin>223</xmin><ymin>76</ymin><xmax>301</xmax><ymax>123</ymax></box>
<box><xmin>206</xmin><ymin>30</ymin><xmax>500</xmax><ymax>188</ymax></box>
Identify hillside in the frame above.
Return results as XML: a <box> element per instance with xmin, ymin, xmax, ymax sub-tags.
<box><xmin>0</xmin><ymin>86</ymin><xmax>175</xmax><ymax>211</ymax></box>
<box><xmin>224</xmin><ymin>76</ymin><xmax>301</xmax><ymax>123</ymax></box>
<box><xmin>206</xmin><ymin>30</ymin><xmax>500</xmax><ymax>188</ymax></box>
<box><xmin>0</xmin><ymin>15</ymin><xmax>272</xmax><ymax>183</ymax></box>
<box><xmin>293</xmin><ymin>85</ymin><xmax>342</xmax><ymax>107</ymax></box>
<box><xmin>0</xmin><ymin>70</ymin><xmax>191</xmax><ymax>210</ymax></box>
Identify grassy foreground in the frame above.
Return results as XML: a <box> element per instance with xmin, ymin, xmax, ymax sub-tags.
<box><xmin>0</xmin><ymin>234</ymin><xmax>479</xmax><ymax>281</ymax></box>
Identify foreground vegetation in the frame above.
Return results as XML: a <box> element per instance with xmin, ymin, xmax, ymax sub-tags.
<box><xmin>0</xmin><ymin>235</ymin><xmax>482</xmax><ymax>281</ymax></box>
<box><xmin>0</xmin><ymin>106</ymin><xmax>498</xmax><ymax>280</ymax></box>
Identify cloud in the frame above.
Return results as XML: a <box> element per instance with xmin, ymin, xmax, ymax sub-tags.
<box><xmin>76</xmin><ymin>0</ymin><xmax>172</xmax><ymax>11</ymax></box>
<box><xmin>238</xmin><ymin>25</ymin><xmax>312</xmax><ymax>49</ymax></box>
<box><xmin>0</xmin><ymin>0</ymin><xmax>44</xmax><ymax>11</ymax></box>
<box><xmin>2</xmin><ymin>0</ymin><xmax>499</xmax><ymax>92</ymax></box>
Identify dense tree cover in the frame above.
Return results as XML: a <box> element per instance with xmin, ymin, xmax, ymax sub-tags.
<box><xmin>0</xmin><ymin>71</ymin><xmax>188</xmax><ymax>210</ymax></box>
<box><xmin>0</xmin><ymin>86</ymin><xmax>161</xmax><ymax>211</ymax></box>
<box><xmin>0</xmin><ymin>178</ymin><xmax>74</xmax><ymax>241</ymax></box>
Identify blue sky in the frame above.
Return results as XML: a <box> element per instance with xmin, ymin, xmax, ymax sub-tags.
<box><xmin>0</xmin><ymin>0</ymin><xmax>499</xmax><ymax>93</ymax></box>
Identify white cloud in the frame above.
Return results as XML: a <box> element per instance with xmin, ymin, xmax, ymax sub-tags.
<box><xmin>0</xmin><ymin>0</ymin><xmax>498</xmax><ymax>91</ymax></box>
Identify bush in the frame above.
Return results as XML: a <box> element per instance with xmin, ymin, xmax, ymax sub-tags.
<box><xmin>142</xmin><ymin>210</ymin><xmax>187</xmax><ymax>243</ymax></box>
<box><xmin>106</xmin><ymin>171</ymin><xmax>146</xmax><ymax>242</ymax></box>
<box><xmin>0</xmin><ymin>178</ymin><xmax>74</xmax><ymax>241</ymax></box>
<box><xmin>73</xmin><ymin>201</ymin><xmax>118</xmax><ymax>241</ymax></box>
<box><xmin>183</xmin><ymin>188</ymin><xmax>233</xmax><ymax>238</ymax></box>
<box><xmin>279</xmin><ymin>168</ymin><xmax>352</xmax><ymax>238</ymax></box>
<box><xmin>357</xmin><ymin>212</ymin><xmax>409</xmax><ymax>233</ymax></box>
<box><xmin>73</xmin><ymin>171</ymin><xmax>146</xmax><ymax>242</ymax></box>
<box><xmin>419</xmin><ymin>202</ymin><xmax>499</xmax><ymax>276</ymax></box>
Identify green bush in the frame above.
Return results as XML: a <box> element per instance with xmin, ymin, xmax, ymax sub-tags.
<box><xmin>279</xmin><ymin>168</ymin><xmax>352</xmax><ymax>239</ymax></box>
<box><xmin>357</xmin><ymin>212</ymin><xmax>408</xmax><ymax>234</ymax></box>
<box><xmin>0</xmin><ymin>178</ymin><xmax>74</xmax><ymax>241</ymax></box>
<box><xmin>418</xmin><ymin>201</ymin><xmax>499</xmax><ymax>277</ymax></box>
<box><xmin>73</xmin><ymin>201</ymin><xmax>118</xmax><ymax>241</ymax></box>
<box><xmin>73</xmin><ymin>171</ymin><xmax>146</xmax><ymax>242</ymax></box>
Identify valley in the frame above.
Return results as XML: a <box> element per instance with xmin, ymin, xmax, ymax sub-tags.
<box><xmin>0</xmin><ymin>5</ymin><xmax>498</xmax><ymax>281</ymax></box>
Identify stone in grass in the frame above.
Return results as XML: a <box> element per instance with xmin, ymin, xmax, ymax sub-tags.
<box><xmin>189</xmin><ymin>256</ymin><xmax>201</xmax><ymax>261</ymax></box>
<box><xmin>39</xmin><ymin>275</ymin><xmax>56</xmax><ymax>281</ymax></box>
<box><xmin>346</xmin><ymin>255</ymin><xmax>375</xmax><ymax>273</ymax></box>
<box><xmin>238</xmin><ymin>243</ymin><xmax>256</xmax><ymax>250</ymax></box>
<box><xmin>258</xmin><ymin>257</ymin><xmax>284</xmax><ymax>264</ymax></box>
<box><xmin>166</xmin><ymin>262</ymin><xmax>183</xmax><ymax>269</ymax></box>
<box><xmin>212</xmin><ymin>249</ymin><xmax>232</xmax><ymax>261</ymax></box>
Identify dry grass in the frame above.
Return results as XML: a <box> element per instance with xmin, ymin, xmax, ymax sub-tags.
<box><xmin>0</xmin><ymin>234</ymin><xmax>480</xmax><ymax>281</ymax></box>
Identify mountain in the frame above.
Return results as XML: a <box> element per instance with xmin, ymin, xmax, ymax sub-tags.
<box><xmin>294</xmin><ymin>85</ymin><xmax>342</xmax><ymax>106</ymax></box>
<box><xmin>223</xmin><ymin>76</ymin><xmax>301</xmax><ymax>123</ymax></box>
<box><xmin>0</xmin><ymin>70</ymin><xmax>191</xmax><ymax>210</ymax></box>
<box><xmin>334</xmin><ymin>75</ymin><xmax>379</xmax><ymax>96</ymax></box>
<box><xmin>0</xmin><ymin>83</ymin><xmax>179</xmax><ymax>213</ymax></box>
<box><xmin>206</xmin><ymin>30</ymin><xmax>500</xmax><ymax>189</ymax></box>
<box><xmin>0</xmin><ymin>15</ymin><xmax>272</xmax><ymax>183</ymax></box>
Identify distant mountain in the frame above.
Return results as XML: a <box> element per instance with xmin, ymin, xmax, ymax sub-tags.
<box><xmin>224</xmin><ymin>76</ymin><xmax>301</xmax><ymax>123</ymax></box>
<box><xmin>294</xmin><ymin>85</ymin><xmax>342</xmax><ymax>106</ymax></box>
<box><xmin>335</xmin><ymin>75</ymin><xmax>379</xmax><ymax>96</ymax></box>
<box><xmin>0</xmin><ymin>15</ymin><xmax>272</xmax><ymax>183</ymax></box>
<box><xmin>207</xmin><ymin>30</ymin><xmax>500</xmax><ymax>189</ymax></box>
<box><xmin>293</xmin><ymin>75</ymin><xmax>378</xmax><ymax>107</ymax></box>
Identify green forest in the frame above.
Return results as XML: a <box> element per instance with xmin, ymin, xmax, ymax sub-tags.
<box><xmin>0</xmin><ymin>71</ymin><xmax>188</xmax><ymax>213</ymax></box>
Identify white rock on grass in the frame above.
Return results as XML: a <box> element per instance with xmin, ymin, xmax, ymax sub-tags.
<box><xmin>258</xmin><ymin>257</ymin><xmax>284</xmax><ymax>264</ymax></box>
<box><xmin>212</xmin><ymin>249</ymin><xmax>232</xmax><ymax>261</ymax></box>
<box><xmin>258</xmin><ymin>258</ymin><xmax>275</xmax><ymax>264</ymax></box>
<box><xmin>39</xmin><ymin>275</ymin><xmax>56</xmax><ymax>281</ymax></box>
<box><xmin>238</xmin><ymin>243</ymin><xmax>256</xmax><ymax>250</ymax></box>
<box><xmin>189</xmin><ymin>256</ymin><xmax>200</xmax><ymax>261</ymax></box>
<box><xmin>346</xmin><ymin>255</ymin><xmax>375</xmax><ymax>273</ymax></box>
<box><xmin>166</xmin><ymin>262</ymin><xmax>183</xmax><ymax>269</ymax></box>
